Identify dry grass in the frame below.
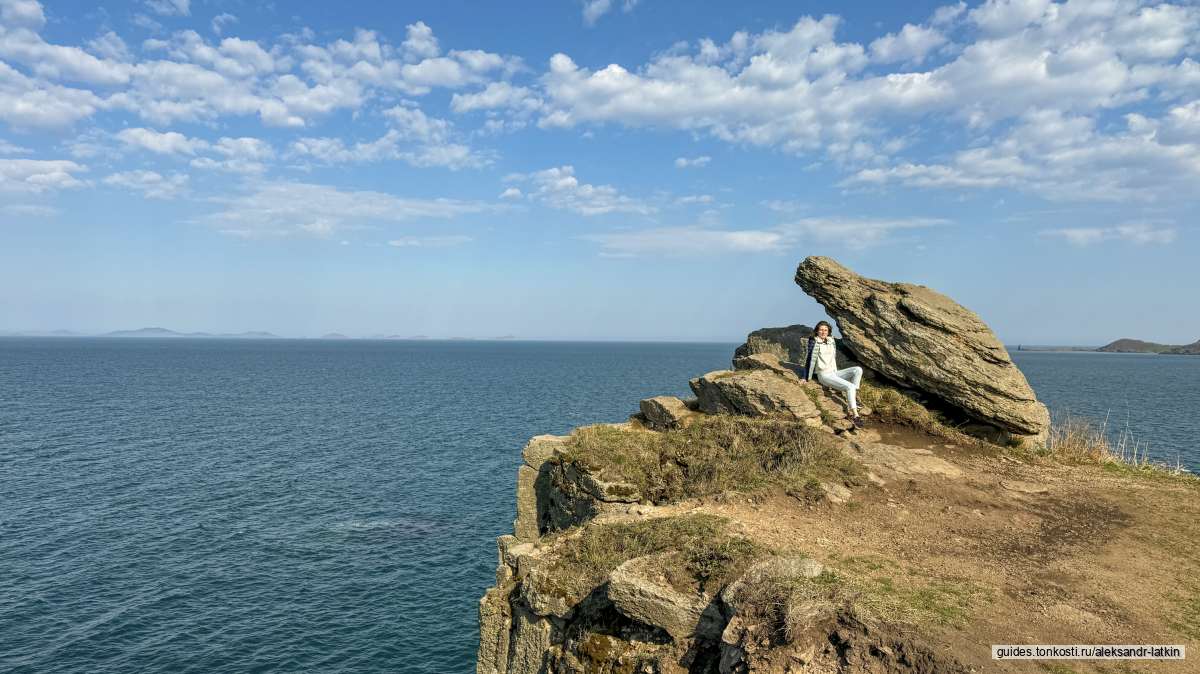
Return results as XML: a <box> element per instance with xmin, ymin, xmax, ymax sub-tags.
<box><xmin>735</xmin><ymin>562</ymin><xmax>992</xmax><ymax>642</ymax></box>
<box><xmin>855</xmin><ymin>383</ymin><xmax>980</xmax><ymax>445</ymax></box>
<box><xmin>546</xmin><ymin>514</ymin><xmax>771</xmax><ymax>599</ymax></box>
<box><xmin>559</xmin><ymin>416</ymin><xmax>864</xmax><ymax>504</ymax></box>
<box><xmin>1026</xmin><ymin>410</ymin><xmax>1194</xmax><ymax>479</ymax></box>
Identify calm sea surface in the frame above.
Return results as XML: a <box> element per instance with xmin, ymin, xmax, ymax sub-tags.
<box><xmin>1</xmin><ymin>339</ymin><xmax>1196</xmax><ymax>673</ymax></box>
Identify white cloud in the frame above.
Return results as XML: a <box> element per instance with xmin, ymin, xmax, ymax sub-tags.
<box><xmin>674</xmin><ymin>156</ymin><xmax>710</xmax><ymax>168</ymax></box>
<box><xmin>843</xmin><ymin>109</ymin><xmax>1200</xmax><ymax>202</ymax></box>
<box><xmin>87</xmin><ymin>32</ymin><xmax>132</xmax><ymax>62</ymax></box>
<box><xmin>0</xmin><ymin>157</ymin><xmax>87</xmax><ymax>192</ymax></box>
<box><xmin>583</xmin><ymin>226</ymin><xmax>784</xmax><ymax>257</ymax></box>
<box><xmin>383</xmin><ymin>105</ymin><xmax>451</xmax><ymax>143</ymax></box>
<box><xmin>510</xmin><ymin>165</ymin><xmax>653</xmax><ymax>215</ymax></box>
<box><xmin>204</xmin><ymin>180</ymin><xmax>492</xmax><ymax>237</ymax></box>
<box><xmin>0</xmin><ymin>139</ymin><xmax>32</xmax><ymax>153</ymax></box>
<box><xmin>388</xmin><ymin>235</ymin><xmax>471</xmax><ymax>247</ymax></box>
<box><xmin>145</xmin><ymin>0</ymin><xmax>189</xmax><ymax>17</ymax></box>
<box><xmin>3</xmin><ymin>203</ymin><xmax>58</xmax><ymax>216</ymax></box>
<box><xmin>103</xmin><ymin>170</ymin><xmax>188</xmax><ymax>198</ymax></box>
<box><xmin>401</xmin><ymin>21</ymin><xmax>439</xmax><ymax>61</ymax></box>
<box><xmin>674</xmin><ymin>194</ymin><xmax>713</xmax><ymax>206</ymax></box>
<box><xmin>777</xmin><ymin>216</ymin><xmax>950</xmax><ymax>249</ymax></box>
<box><xmin>582</xmin><ymin>0</ymin><xmax>613</xmax><ymax>26</ymax></box>
<box><xmin>762</xmin><ymin>199</ymin><xmax>805</xmax><ymax>213</ymax></box>
<box><xmin>1039</xmin><ymin>222</ymin><xmax>1176</xmax><ymax>245</ymax></box>
<box><xmin>189</xmin><ymin>137</ymin><xmax>274</xmax><ymax>174</ymax></box>
<box><xmin>500</xmin><ymin>187</ymin><xmax>522</xmax><ymax>198</ymax></box>
<box><xmin>869</xmin><ymin>24</ymin><xmax>946</xmax><ymax>64</ymax></box>
<box><xmin>286</xmin><ymin>111</ymin><xmax>488</xmax><ymax>170</ymax></box>
<box><xmin>581</xmin><ymin>215</ymin><xmax>949</xmax><ymax>256</ymax></box>
<box><xmin>117</xmin><ymin>127</ymin><xmax>209</xmax><ymax>155</ymax></box>
<box><xmin>0</xmin><ymin>0</ymin><xmax>46</xmax><ymax>30</ymax></box>
<box><xmin>211</xmin><ymin>13</ymin><xmax>237</xmax><ymax>36</ymax></box>
<box><xmin>450</xmin><ymin>81</ymin><xmax>541</xmax><ymax>113</ymax></box>
<box><xmin>0</xmin><ymin>17</ymin><xmax>516</xmax><ymax>131</ymax></box>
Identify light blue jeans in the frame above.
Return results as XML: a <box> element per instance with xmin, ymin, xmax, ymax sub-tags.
<box><xmin>817</xmin><ymin>367</ymin><xmax>863</xmax><ymax>412</ymax></box>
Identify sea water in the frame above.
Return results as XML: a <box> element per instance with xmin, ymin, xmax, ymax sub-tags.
<box><xmin>1</xmin><ymin>339</ymin><xmax>1195</xmax><ymax>673</ymax></box>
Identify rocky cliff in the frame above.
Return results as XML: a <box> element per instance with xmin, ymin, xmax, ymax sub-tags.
<box><xmin>475</xmin><ymin>262</ymin><xmax>1197</xmax><ymax>673</ymax></box>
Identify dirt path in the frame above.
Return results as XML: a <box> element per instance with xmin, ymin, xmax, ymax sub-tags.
<box><xmin>651</xmin><ymin>419</ymin><xmax>1199</xmax><ymax>673</ymax></box>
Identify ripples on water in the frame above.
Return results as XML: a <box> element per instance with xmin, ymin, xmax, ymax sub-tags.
<box><xmin>1</xmin><ymin>340</ymin><xmax>1195</xmax><ymax>673</ymax></box>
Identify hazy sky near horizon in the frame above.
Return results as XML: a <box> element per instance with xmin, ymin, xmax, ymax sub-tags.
<box><xmin>2</xmin><ymin>0</ymin><xmax>1199</xmax><ymax>343</ymax></box>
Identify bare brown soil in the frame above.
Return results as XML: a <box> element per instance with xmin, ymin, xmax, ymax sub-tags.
<box><xmin>649</xmin><ymin>418</ymin><xmax>1200</xmax><ymax>674</ymax></box>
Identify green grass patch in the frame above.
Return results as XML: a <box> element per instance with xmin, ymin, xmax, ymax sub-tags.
<box><xmin>559</xmin><ymin>416</ymin><xmax>864</xmax><ymax>504</ymax></box>
<box><xmin>1163</xmin><ymin>579</ymin><xmax>1200</xmax><ymax>640</ymax></box>
<box><xmin>545</xmin><ymin>514</ymin><xmax>772</xmax><ymax>599</ymax></box>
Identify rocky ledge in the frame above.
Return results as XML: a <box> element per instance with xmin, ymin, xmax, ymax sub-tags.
<box><xmin>475</xmin><ymin>259</ymin><xmax>1197</xmax><ymax>674</ymax></box>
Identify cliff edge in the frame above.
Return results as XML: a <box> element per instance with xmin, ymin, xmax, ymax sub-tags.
<box><xmin>475</xmin><ymin>261</ymin><xmax>1198</xmax><ymax>674</ymax></box>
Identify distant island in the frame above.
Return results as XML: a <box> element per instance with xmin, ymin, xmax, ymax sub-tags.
<box><xmin>1096</xmin><ymin>337</ymin><xmax>1200</xmax><ymax>354</ymax></box>
<box><xmin>0</xmin><ymin>327</ymin><xmax>282</xmax><ymax>339</ymax></box>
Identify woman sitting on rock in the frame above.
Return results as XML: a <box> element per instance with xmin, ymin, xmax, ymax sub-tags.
<box><xmin>799</xmin><ymin>321</ymin><xmax>864</xmax><ymax>429</ymax></box>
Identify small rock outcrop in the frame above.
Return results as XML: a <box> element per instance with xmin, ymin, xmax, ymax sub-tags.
<box><xmin>639</xmin><ymin>396</ymin><xmax>699</xmax><ymax>431</ymax></box>
<box><xmin>689</xmin><ymin>370</ymin><xmax>821</xmax><ymax>423</ymax></box>
<box><xmin>608</xmin><ymin>555</ymin><xmax>724</xmax><ymax>640</ymax></box>
<box><xmin>733</xmin><ymin>325</ymin><xmax>812</xmax><ymax>363</ymax></box>
<box><xmin>795</xmin><ymin>256</ymin><xmax>1049</xmax><ymax>438</ymax></box>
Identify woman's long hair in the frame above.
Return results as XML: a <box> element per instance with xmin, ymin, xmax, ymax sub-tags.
<box><xmin>811</xmin><ymin>320</ymin><xmax>834</xmax><ymax>338</ymax></box>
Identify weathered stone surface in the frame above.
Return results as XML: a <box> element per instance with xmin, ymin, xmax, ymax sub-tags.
<box><xmin>523</xmin><ymin>435</ymin><xmax>567</xmax><ymax>471</ymax></box>
<box><xmin>690</xmin><ymin>370</ymin><xmax>821</xmax><ymax>421</ymax></box>
<box><xmin>734</xmin><ymin>325</ymin><xmax>813</xmax><ymax>363</ymax></box>
<box><xmin>507</xmin><ymin>604</ymin><xmax>553</xmax><ymax>674</ymax></box>
<box><xmin>689</xmin><ymin>371</ymin><xmax>738</xmax><ymax>415</ymax></box>
<box><xmin>731</xmin><ymin>353</ymin><xmax>801</xmax><ymax>381</ymax></box>
<box><xmin>521</xmin><ymin>567</ymin><xmax>577</xmax><ymax>619</ymax></box>
<box><xmin>546</xmin><ymin>463</ymin><xmax>608</xmax><ymax>531</ymax></box>
<box><xmin>821</xmin><ymin>482</ymin><xmax>852</xmax><ymax>504</ymax></box>
<box><xmin>499</xmin><ymin>535</ymin><xmax>521</xmax><ymax>567</ymax></box>
<box><xmin>795</xmin><ymin>256</ymin><xmax>1049</xmax><ymax>436</ymax></box>
<box><xmin>848</xmin><ymin>441</ymin><xmax>964</xmax><ymax>478</ymax></box>
<box><xmin>608</xmin><ymin>555</ymin><xmax>724</xmax><ymax>640</ymax></box>
<box><xmin>580</xmin><ymin>473</ymin><xmax>642</xmax><ymax>503</ymax></box>
<box><xmin>515</xmin><ymin>465</ymin><xmax>541</xmax><ymax>542</ymax></box>
<box><xmin>477</xmin><ymin>586</ymin><xmax>513</xmax><ymax>674</ymax></box>
<box><xmin>639</xmin><ymin>396</ymin><xmax>699</xmax><ymax>431</ymax></box>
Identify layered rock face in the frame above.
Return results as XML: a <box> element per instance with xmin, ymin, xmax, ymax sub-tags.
<box><xmin>794</xmin><ymin>256</ymin><xmax>1049</xmax><ymax>438</ymax></box>
<box><xmin>732</xmin><ymin>324</ymin><xmax>870</xmax><ymax>380</ymax></box>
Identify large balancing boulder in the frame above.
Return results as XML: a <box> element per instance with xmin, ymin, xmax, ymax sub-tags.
<box><xmin>794</xmin><ymin>256</ymin><xmax>1049</xmax><ymax>438</ymax></box>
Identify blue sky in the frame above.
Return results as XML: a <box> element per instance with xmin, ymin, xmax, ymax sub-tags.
<box><xmin>1</xmin><ymin>0</ymin><xmax>1198</xmax><ymax>343</ymax></box>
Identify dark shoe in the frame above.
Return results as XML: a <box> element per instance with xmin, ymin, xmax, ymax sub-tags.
<box><xmin>852</xmin><ymin>416</ymin><xmax>864</xmax><ymax>429</ymax></box>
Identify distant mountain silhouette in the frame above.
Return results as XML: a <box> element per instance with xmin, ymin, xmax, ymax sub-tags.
<box><xmin>98</xmin><ymin>328</ymin><xmax>281</xmax><ymax>338</ymax></box>
<box><xmin>1095</xmin><ymin>338</ymin><xmax>1175</xmax><ymax>353</ymax></box>
<box><xmin>319</xmin><ymin>333</ymin><xmax>350</xmax><ymax>339</ymax></box>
